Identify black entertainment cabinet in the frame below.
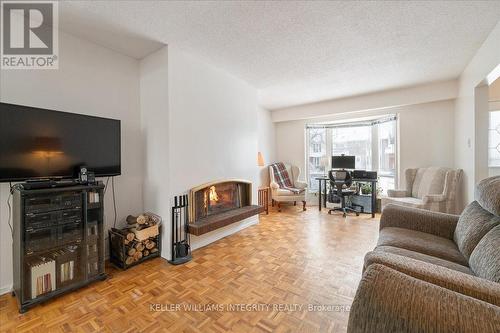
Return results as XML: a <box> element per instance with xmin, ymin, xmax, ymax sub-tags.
<box><xmin>12</xmin><ymin>182</ymin><xmax>106</xmax><ymax>313</ymax></box>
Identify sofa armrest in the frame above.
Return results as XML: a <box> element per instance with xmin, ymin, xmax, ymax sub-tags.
<box><xmin>347</xmin><ymin>264</ymin><xmax>500</xmax><ymax>333</ymax></box>
<box><xmin>422</xmin><ymin>193</ymin><xmax>447</xmax><ymax>204</ymax></box>
<box><xmin>380</xmin><ymin>204</ymin><xmax>459</xmax><ymax>239</ymax></box>
<box><xmin>270</xmin><ymin>182</ymin><xmax>279</xmax><ymax>190</ymax></box>
<box><xmin>294</xmin><ymin>180</ymin><xmax>308</xmax><ymax>189</ymax></box>
<box><xmin>364</xmin><ymin>251</ymin><xmax>500</xmax><ymax>306</ymax></box>
<box><xmin>386</xmin><ymin>189</ymin><xmax>408</xmax><ymax>198</ymax></box>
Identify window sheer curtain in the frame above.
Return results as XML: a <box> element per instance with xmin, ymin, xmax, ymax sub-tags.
<box><xmin>306</xmin><ymin>116</ymin><xmax>397</xmax><ymax>194</ymax></box>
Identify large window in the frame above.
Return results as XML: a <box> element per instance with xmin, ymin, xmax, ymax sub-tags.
<box><xmin>306</xmin><ymin>116</ymin><xmax>397</xmax><ymax>194</ymax></box>
<box><xmin>331</xmin><ymin>125</ymin><xmax>372</xmax><ymax>170</ymax></box>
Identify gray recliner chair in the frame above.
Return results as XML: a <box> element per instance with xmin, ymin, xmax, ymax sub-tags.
<box><xmin>348</xmin><ymin>175</ymin><xmax>500</xmax><ymax>333</ymax></box>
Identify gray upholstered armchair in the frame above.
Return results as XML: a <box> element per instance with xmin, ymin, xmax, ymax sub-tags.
<box><xmin>381</xmin><ymin>167</ymin><xmax>462</xmax><ymax>214</ymax></box>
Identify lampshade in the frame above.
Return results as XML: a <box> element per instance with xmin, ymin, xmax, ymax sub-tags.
<box><xmin>257</xmin><ymin>152</ymin><xmax>265</xmax><ymax>167</ymax></box>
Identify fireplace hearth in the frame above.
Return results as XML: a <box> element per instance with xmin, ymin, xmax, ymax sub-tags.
<box><xmin>188</xmin><ymin>179</ymin><xmax>263</xmax><ymax>235</ymax></box>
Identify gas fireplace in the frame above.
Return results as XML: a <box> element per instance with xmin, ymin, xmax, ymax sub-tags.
<box><xmin>188</xmin><ymin>179</ymin><xmax>263</xmax><ymax>235</ymax></box>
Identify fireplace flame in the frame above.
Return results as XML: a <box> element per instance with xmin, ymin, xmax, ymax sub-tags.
<box><xmin>209</xmin><ymin>186</ymin><xmax>219</xmax><ymax>202</ymax></box>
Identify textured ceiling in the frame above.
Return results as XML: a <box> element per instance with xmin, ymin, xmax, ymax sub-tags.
<box><xmin>59</xmin><ymin>1</ymin><xmax>500</xmax><ymax>110</ymax></box>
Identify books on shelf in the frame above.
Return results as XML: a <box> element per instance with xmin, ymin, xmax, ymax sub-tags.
<box><xmin>29</xmin><ymin>258</ymin><xmax>55</xmax><ymax>299</ymax></box>
<box><xmin>88</xmin><ymin>192</ymin><xmax>100</xmax><ymax>204</ymax></box>
<box><xmin>60</xmin><ymin>261</ymin><xmax>75</xmax><ymax>283</ymax></box>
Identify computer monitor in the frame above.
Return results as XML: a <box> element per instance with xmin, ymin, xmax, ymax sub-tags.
<box><xmin>332</xmin><ymin>155</ymin><xmax>355</xmax><ymax>169</ymax></box>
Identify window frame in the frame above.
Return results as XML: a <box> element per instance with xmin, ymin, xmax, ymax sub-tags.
<box><xmin>305</xmin><ymin>115</ymin><xmax>398</xmax><ymax>194</ymax></box>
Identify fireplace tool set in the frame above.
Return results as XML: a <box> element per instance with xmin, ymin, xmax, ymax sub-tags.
<box><xmin>169</xmin><ymin>194</ymin><xmax>192</xmax><ymax>265</ymax></box>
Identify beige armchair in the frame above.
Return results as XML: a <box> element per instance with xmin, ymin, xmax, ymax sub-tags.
<box><xmin>381</xmin><ymin>167</ymin><xmax>462</xmax><ymax>214</ymax></box>
<box><xmin>269</xmin><ymin>163</ymin><xmax>307</xmax><ymax>212</ymax></box>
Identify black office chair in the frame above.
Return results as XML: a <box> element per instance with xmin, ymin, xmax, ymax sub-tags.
<box><xmin>327</xmin><ymin>170</ymin><xmax>360</xmax><ymax>217</ymax></box>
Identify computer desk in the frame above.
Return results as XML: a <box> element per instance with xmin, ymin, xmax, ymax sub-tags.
<box><xmin>316</xmin><ymin>177</ymin><xmax>377</xmax><ymax>218</ymax></box>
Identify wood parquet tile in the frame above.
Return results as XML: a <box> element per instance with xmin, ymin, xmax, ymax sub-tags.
<box><xmin>0</xmin><ymin>205</ymin><xmax>379</xmax><ymax>333</ymax></box>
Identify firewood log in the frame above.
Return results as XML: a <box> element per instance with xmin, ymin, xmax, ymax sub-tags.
<box><xmin>143</xmin><ymin>250</ymin><xmax>150</xmax><ymax>257</ymax></box>
<box><xmin>127</xmin><ymin>247</ymin><xmax>136</xmax><ymax>256</ymax></box>
<box><xmin>134</xmin><ymin>251</ymin><xmax>143</xmax><ymax>260</ymax></box>
<box><xmin>125</xmin><ymin>256</ymin><xmax>134</xmax><ymax>265</ymax></box>
<box><xmin>126</xmin><ymin>215</ymin><xmax>138</xmax><ymax>225</ymax></box>
<box><xmin>124</xmin><ymin>239</ymin><xmax>130</xmax><ymax>245</ymax></box>
<box><xmin>150</xmin><ymin>247</ymin><xmax>158</xmax><ymax>253</ymax></box>
<box><xmin>126</xmin><ymin>232</ymin><xmax>135</xmax><ymax>242</ymax></box>
<box><xmin>137</xmin><ymin>214</ymin><xmax>148</xmax><ymax>225</ymax></box>
<box><xmin>135</xmin><ymin>242</ymin><xmax>145</xmax><ymax>252</ymax></box>
<box><xmin>145</xmin><ymin>241</ymin><xmax>155</xmax><ymax>250</ymax></box>
<box><xmin>146</xmin><ymin>213</ymin><xmax>161</xmax><ymax>226</ymax></box>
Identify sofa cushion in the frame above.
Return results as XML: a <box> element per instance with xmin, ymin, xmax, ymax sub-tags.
<box><xmin>381</xmin><ymin>197</ymin><xmax>424</xmax><ymax>208</ymax></box>
<box><xmin>275</xmin><ymin>188</ymin><xmax>304</xmax><ymax>196</ymax></box>
<box><xmin>469</xmin><ymin>225</ymin><xmax>500</xmax><ymax>283</ymax></box>
<box><xmin>373</xmin><ymin>245</ymin><xmax>472</xmax><ymax>274</ymax></box>
<box><xmin>454</xmin><ymin>201</ymin><xmax>500</xmax><ymax>259</ymax></box>
<box><xmin>378</xmin><ymin>227</ymin><xmax>468</xmax><ymax>266</ymax></box>
<box><xmin>411</xmin><ymin>167</ymin><xmax>447</xmax><ymax>199</ymax></box>
<box><xmin>475</xmin><ymin>176</ymin><xmax>500</xmax><ymax>216</ymax></box>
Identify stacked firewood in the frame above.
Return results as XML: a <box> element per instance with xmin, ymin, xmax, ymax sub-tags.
<box><xmin>126</xmin><ymin>213</ymin><xmax>160</xmax><ymax>231</ymax></box>
<box><xmin>123</xmin><ymin>214</ymin><xmax>160</xmax><ymax>265</ymax></box>
<box><xmin>110</xmin><ymin>213</ymin><xmax>161</xmax><ymax>267</ymax></box>
<box><xmin>123</xmin><ymin>238</ymin><xmax>159</xmax><ymax>266</ymax></box>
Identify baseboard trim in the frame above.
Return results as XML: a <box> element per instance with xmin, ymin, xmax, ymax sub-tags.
<box><xmin>0</xmin><ymin>284</ymin><xmax>12</xmax><ymax>296</ymax></box>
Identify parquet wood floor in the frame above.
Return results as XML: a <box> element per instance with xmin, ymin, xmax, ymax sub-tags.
<box><xmin>0</xmin><ymin>205</ymin><xmax>379</xmax><ymax>333</ymax></box>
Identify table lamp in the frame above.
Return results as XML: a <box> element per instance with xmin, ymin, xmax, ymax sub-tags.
<box><xmin>257</xmin><ymin>152</ymin><xmax>265</xmax><ymax>167</ymax></box>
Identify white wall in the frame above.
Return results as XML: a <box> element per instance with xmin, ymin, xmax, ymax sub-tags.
<box><xmin>168</xmin><ymin>46</ymin><xmax>259</xmax><ymax>253</ymax></box>
<box><xmin>139</xmin><ymin>46</ymin><xmax>170</xmax><ymax>254</ymax></box>
<box><xmin>275</xmin><ymin>100</ymin><xmax>455</xmax><ymax>202</ymax></box>
<box><xmin>454</xmin><ymin>21</ymin><xmax>500</xmax><ymax>209</ymax></box>
<box><xmin>140</xmin><ymin>46</ymin><xmax>260</xmax><ymax>260</ymax></box>
<box><xmin>271</xmin><ymin>80</ymin><xmax>457</xmax><ymax>122</ymax></box>
<box><xmin>0</xmin><ymin>31</ymin><xmax>143</xmax><ymax>294</ymax></box>
<box><xmin>257</xmin><ymin>106</ymin><xmax>276</xmax><ymax>187</ymax></box>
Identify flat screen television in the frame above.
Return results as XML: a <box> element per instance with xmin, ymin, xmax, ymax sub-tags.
<box><xmin>0</xmin><ymin>102</ymin><xmax>121</xmax><ymax>182</ymax></box>
<box><xmin>332</xmin><ymin>155</ymin><xmax>355</xmax><ymax>169</ymax></box>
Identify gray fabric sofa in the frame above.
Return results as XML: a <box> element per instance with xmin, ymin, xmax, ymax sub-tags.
<box><xmin>381</xmin><ymin>167</ymin><xmax>462</xmax><ymax>214</ymax></box>
<box><xmin>348</xmin><ymin>176</ymin><xmax>500</xmax><ymax>333</ymax></box>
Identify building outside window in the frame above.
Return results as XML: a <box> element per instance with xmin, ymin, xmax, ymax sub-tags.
<box><xmin>377</xmin><ymin>120</ymin><xmax>397</xmax><ymax>193</ymax></box>
<box><xmin>306</xmin><ymin>115</ymin><xmax>397</xmax><ymax>195</ymax></box>
<box><xmin>307</xmin><ymin>128</ymin><xmax>326</xmax><ymax>192</ymax></box>
<box><xmin>331</xmin><ymin>125</ymin><xmax>372</xmax><ymax>170</ymax></box>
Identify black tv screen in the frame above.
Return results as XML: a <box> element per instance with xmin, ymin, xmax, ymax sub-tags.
<box><xmin>332</xmin><ymin>155</ymin><xmax>355</xmax><ymax>169</ymax></box>
<box><xmin>0</xmin><ymin>102</ymin><xmax>121</xmax><ymax>182</ymax></box>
